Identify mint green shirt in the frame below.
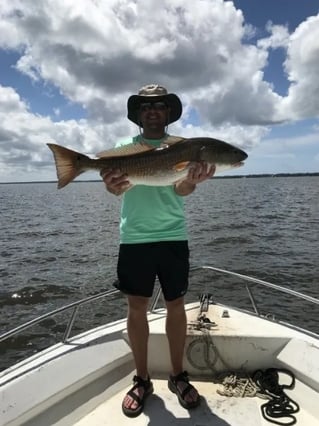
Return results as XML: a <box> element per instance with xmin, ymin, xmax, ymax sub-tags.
<box><xmin>117</xmin><ymin>135</ymin><xmax>188</xmax><ymax>244</ymax></box>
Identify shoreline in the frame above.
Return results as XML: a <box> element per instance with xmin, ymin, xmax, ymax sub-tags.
<box><xmin>1</xmin><ymin>172</ymin><xmax>318</xmax><ymax>185</ymax></box>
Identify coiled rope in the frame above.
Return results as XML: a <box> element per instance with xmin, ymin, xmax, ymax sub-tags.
<box><xmin>253</xmin><ymin>368</ymin><xmax>300</xmax><ymax>425</ymax></box>
<box><xmin>187</xmin><ymin>317</ymin><xmax>299</xmax><ymax>425</ymax></box>
<box><xmin>216</xmin><ymin>369</ymin><xmax>299</xmax><ymax>425</ymax></box>
<box><xmin>186</xmin><ymin>315</ymin><xmax>232</xmax><ymax>372</ymax></box>
<box><xmin>216</xmin><ymin>371</ymin><xmax>263</xmax><ymax>398</ymax></box>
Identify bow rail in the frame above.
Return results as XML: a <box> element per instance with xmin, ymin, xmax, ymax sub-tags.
<box><xmin>1</xmin><ymin>266</ymin><xmax>318</xmax><ymax>349</ymax></box>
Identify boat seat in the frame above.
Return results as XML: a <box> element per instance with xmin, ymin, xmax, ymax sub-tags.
<box><xmin>276</xmin><ymin>337</ymin><xmax>319</xmax><ymax>420</ymax></box>
<box><xmin>1</xmin><ymin>335</ymin><xmax>133</xmax><ymax>426</ymax></box>
<box><xmin>276</xmin><ymin>337</ymin><xmax>319</xmax><ymax>392</ymax></box>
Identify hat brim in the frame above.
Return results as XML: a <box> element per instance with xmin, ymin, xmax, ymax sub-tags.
<box><xmin>127</xmin><ymin>93</ymin><xmax>182</xmax><ymax>126</ymax></box>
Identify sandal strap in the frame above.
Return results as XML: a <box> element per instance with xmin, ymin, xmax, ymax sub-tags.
<box><xmin>179</xmin><ymin>383</ymin><xmax>195</xmax><ymax>399</ymax></box>
<box><xmin>170</xmin><ymin>371</ymin><xmax>196</xmax><ymax>399</ymax></box>
<box><xmin>126</xmin><ymin>388</ymin><xmax>142</xmax><ymax>404</ymax></box>
<box><xmin>133</xmin><ymin>375</ymin><xmax>151</xmax><ymax>389</ymax></box>
<box><xmin>171</xmin><ymin>370</ymin><xmax>190</xmax><ymax>385</ymax></box>
<box><xmin>124</xmin><ymin>375</ymin><xmax>151</xmax><ymax>405</ymax></box>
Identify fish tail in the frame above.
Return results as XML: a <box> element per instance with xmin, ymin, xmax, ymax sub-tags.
<box><xmin>47</xmin><ymin>143</ymin><xmax>87</xmax><ymax>189</ymax></box>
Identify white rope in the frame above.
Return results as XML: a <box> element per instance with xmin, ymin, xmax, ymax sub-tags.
<box><xmin>216</xmin><ymin>372</ymin><xmax>270</xmax><ymax>399</ymax></box>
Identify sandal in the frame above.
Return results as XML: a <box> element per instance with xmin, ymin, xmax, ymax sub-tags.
<box><xmin>122</xmin><ymin>375</ymin><xmax>154</xmax><ymax>418</ymax></box>
<box><xmin>168</xmin><ymin>370</ymin><xmax>200</xmax><ymax>409</ymax></box>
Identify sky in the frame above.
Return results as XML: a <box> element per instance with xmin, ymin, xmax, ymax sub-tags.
<box><xmin>0</xmin><ymin>0</ymin><xmax>319</xmax><ymax>183</ymax></box>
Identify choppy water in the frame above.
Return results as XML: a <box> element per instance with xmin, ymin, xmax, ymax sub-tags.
<box><xmin>0</xmin><ymin>177</ymin><xmax>318</xmax><ymax>371</ymax></box>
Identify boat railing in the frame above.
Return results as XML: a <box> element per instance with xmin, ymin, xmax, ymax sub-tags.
<box><xmin>151</xmin><ymin>265</ymin><xmax>319</xmax><ymax>337</ymax></box>
<box><xmin>196</xmin><ymin>265</ymin><xmax>319</xmax><ymax>337</ymax></box>
<box><xmin>193</xmin><ymin>265</ymin><xmax>319</xmax><ymax>312</ymax></box>
<box><xmin>1</xmin><ymin>265</ymin><xmax>318</xmax><ymax>347</ymax></box>
<box><xmin>0</xmin><ymin>288</ymin><xmax>120</xmax><ymax>345</ymax></box>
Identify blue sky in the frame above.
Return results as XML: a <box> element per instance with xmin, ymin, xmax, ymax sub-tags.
<box><xmin>0</xmin><ymin>0</ymin><xmax>318</xmax><ymax>182</ymax></box>
<box><xmin>234</xmin><ymin>0</ymin><xmax>319</xmax><ymax>175</ymax></box>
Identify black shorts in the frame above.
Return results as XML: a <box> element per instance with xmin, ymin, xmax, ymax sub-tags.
<box><xmin>116</xmin><ymin>241</ymin><xmax>189</xmax><ymax>301</ymax></box>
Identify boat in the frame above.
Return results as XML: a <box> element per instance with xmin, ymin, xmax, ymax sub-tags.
<box><xmin>1</xmin><ymin>265</ymin><xmax>318</xmax><ymax>425</ymax></box>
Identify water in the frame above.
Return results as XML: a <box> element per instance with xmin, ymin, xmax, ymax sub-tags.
<box><xmin>0</xmin><ymin>177</ymin><xmax>318</xmax><ymax>371</ymax></box>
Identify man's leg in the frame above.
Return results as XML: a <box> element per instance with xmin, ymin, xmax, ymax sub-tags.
<box><xmin>123</xmin><ymin>295</ymin><xmax>150</xmax><ymax>410</ymax></box>
<box><xmin>166</xmin><ymin>296</ymin><xmax>199</xmax><ymax>404</ymax></box>
<box><xmin>165</xmin><ymin>296</ymin><xmax>187</xmax><ymax>375</ymax></box>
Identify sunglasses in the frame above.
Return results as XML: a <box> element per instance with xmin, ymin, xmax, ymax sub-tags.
<box><xmin>140</xmin><ymin>102</ymin><xmax>168</xmax><ymax>112</ymax></box>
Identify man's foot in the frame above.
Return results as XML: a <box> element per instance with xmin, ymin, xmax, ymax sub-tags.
<box><xmin>122</xmin><ymin>375</ymin><xmax>154</xmax><ymax>417</ymax></box>
<box><xmin>168</xmin><ymin>371</ymin><xmax>200</xmax><ymax>409</ymax></box>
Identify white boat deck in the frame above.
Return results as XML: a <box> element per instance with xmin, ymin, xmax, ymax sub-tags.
<box><xmin>73</xmin><ymin>303</ymin><xmax>319</xmax><ymax>426</ymax></box>
<box><xmin>1</xmin><ymin>302</ymin><xmax>319</xmax><ymax>426</ymax></box>
<box><xmin>75</xmin><ymin>377</ymin><xmax>317</xmax><ymax>426</ymax></box>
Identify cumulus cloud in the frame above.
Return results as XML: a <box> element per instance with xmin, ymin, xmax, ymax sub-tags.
<box><xmin>0</xmin><ymin>0</ymin><xmax>318</xmax><ymax>181</ymax></box>
<box><xmin>0</xmin><ymin>0</ymin><xmax>281</xmax><ymax>125</ymax></box>
<box><xmin>281</xmin><ymin>15</ymin><xmax>319</xmax><ymax>120</ymax></box>
<box><xmin>0</xmin><ymin>85</ymin><xmax>130</xmax><ymax>182</ymax></box>
<box><xmin>257</xmin><ymin>22</ymin><xmax>290</xmax><ymax>50</ymax></box>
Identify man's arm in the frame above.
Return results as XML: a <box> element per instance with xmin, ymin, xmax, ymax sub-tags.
<box><xmin>174</xmin><ymin>162</ymin><xmax>216</xmax><ymax>196</ymax></box>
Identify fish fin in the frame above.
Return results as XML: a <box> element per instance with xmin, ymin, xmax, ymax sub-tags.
<box><xmin>47</xmin><ymin>143</ymin><xmax>87</xmax><ymax>189</ymax></box>
<box><xmin>173</xmin><ymin>161</ymin><xmax>190</xmax><ymax>172</ymax></box>
<box><xmin>158</xmin><ymin>136</ymin><xmax>185</xmax><ymax>149</ymax></box>
<box><xmin>232</xmin><ymin>162</ymin><xmax>244</xmax><ymax>169</ymax></box>
<box><xmin>164</xmin><ymin>136</ymin><xmax>185</xmax><ymax>146</ymax></box>
<box><xmin>96</xmin><ymin>142</ymin><xmax>155</xmax><ymax>158</ymax></box>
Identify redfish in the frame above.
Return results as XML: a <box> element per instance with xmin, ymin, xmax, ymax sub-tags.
<box><xmin>47</xmin><ymin>136</ymin><xmax>248</xmax><ymax>189</ymax></box>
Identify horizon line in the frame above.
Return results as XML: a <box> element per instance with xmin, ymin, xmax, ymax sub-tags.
<box><xmin>1</xmin><ymin>172</ymin><xmax>318</xmax><ymax>185</ymax></box>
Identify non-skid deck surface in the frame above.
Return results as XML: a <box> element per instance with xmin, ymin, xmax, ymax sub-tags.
<box><xmin>75</xmin><ymin>379</ymin><xmax>274</xmax><ymax>426</ymax></box>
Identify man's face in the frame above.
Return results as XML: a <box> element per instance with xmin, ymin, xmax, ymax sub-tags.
<box><xmin>139</xmin><ymin>101</ymin><xmax>170</xmax><ymax>130</ymax></box>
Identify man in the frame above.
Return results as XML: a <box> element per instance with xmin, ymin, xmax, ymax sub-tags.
<box><xmin>101</xmin><ymin>84</ymin><xmax>215</xmax><ymax>417</ymax></box>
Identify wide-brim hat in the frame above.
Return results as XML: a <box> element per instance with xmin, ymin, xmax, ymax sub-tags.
<box><xmin>127</xmin><ymin>84</ymin><xmax>182</xmax><ymax>126</ymax></box>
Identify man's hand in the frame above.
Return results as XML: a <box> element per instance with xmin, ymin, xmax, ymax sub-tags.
<box><xmin>185</xmin><ymin>162</ymin><xmax>216</xmax><ymax>185</ymax></box>
<box><xmin>100</xmin><ymin>169</ymin><xmax>132</xmax><ymax>196</ymax></box>
<box><xmin>174</xmin><ymin>162</ymin><xmax>216</xmax><ymax>196</ymax></box>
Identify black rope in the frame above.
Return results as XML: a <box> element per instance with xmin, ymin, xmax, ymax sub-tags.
<box><xmin>252</xmin><ymin>368</ymin><xmax>300</xmax><ymax>425</ymax></box>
